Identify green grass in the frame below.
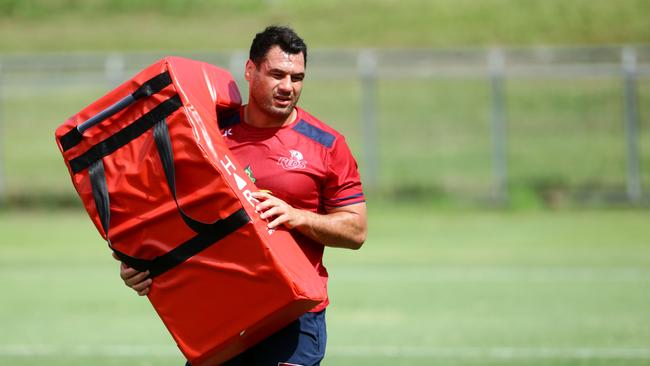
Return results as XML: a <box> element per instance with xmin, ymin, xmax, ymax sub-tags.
<box><xmin>0</xmin><ymin>0</ymin><xmax>649</xmax><ymax>51</ymax></box>
<box><xmin>1</xmin><ymin>205</ymin><xmax>650</xmax><ymax>365</ymax></box>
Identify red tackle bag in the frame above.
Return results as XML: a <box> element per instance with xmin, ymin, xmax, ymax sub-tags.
<box><xmin>54</xmin><ymin>56</ymin><xmax>327</xmax><ymax>365</ymax></box>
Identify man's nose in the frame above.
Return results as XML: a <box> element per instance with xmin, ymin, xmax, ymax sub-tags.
<box><xmin>277</xmin><ymin>76</ymin><xmax>292</xmax><ymax>93</ymax></box>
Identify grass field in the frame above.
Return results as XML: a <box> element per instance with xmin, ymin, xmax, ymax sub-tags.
<box><xmin>1</xmin><ymin>205</ymin><xmax>649</xmax><ymax>365</ymax></box>
<box><xmin>1</xmin><ymin>0</ymin><xmax>649</xmax><ymax>51</ymax></box>
<box><xmin>1</xmin><ymin>2</ymin><xmax>649</xmax><ymax>365</ymax></box>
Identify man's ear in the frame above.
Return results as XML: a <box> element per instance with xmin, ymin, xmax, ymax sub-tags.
<box><xmin>244</xmin><ymin>59</ymin><xmax>255</xmax><ymax>81</ymax></box>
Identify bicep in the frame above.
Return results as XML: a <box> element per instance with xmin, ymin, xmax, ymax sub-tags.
<box><xmin>326</xmin><ymin>201</ymin><xmax>367</xmax><ymax>219</ymax></box>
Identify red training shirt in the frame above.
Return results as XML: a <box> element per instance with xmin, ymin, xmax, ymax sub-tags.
<box><xmin>218</xmin><ymin>106</ymin><xmax>365</xmax><ymax>312</ymax></box>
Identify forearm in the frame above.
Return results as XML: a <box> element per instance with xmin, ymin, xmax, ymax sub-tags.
<box><xmin>252</xmin><ymin>191</ymin><xmax>367</xmax><ymax>250</ymax></box>
<box><xmin>293</xmin><ymin>208</ymin><xmax>366</xmax><ymax>249</ymax></box>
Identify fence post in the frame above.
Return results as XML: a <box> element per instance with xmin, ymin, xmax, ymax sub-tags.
<box><xmin>0</xmin><ymin>62</ymin><xmax>4</xmax><ymax>206</ymax></box>
<box><xmin>358</xmin><ymin>50</ymin><xmax>379</xmax><ymax>190</ymax></box>
<box><xmin>622</xmin><ymin>46</ymin><xmax>642</xmax><ymax>203</ymax></box>
<box><xmin>105</xmin><ymin>53</ymin><xmax>125</xmax><ymax>87</ymax></box>
<box><xmin>488</xmin><ymin>48</ymin><xmax>509</xmax><ymax>205</ymax></box>
<box><xmin>229</xmin><ymin>51</ymin><xmax>248</xmax><ymax>100</ymax></box>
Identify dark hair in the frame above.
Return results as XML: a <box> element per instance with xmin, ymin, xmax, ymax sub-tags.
<box><xmin>249</xmin><ymin>25</ymin><xmax>307</xmax><ymax>67</ymax></box>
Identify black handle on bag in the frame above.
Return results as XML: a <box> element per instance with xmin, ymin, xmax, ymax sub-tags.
<box><xmin>87</xmin><ymin>118</ymin><xmax>251</xmax><ymax>278</ymax></box>
<box><xmin>152</xmin><ymin>119</ymin><xmax>235</xmax><ymax>234</ymax></box>
<box><xmin>68</xmin><ymin>95</ymin><xmax>182</xmax><ymax>174</ymax></box>
<box><xmin>60</xmin><ymin>71</ymin><xmax>172</xmax><ymax>152</ymax></box>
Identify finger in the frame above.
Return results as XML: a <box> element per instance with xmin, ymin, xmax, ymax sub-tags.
<box><xmin>259</xmin><ymin>206</ymin><xmax>284</xmax><ymax>220</ymax></box>
<box><xmin>120</xmin><ymin>262</ymin><xmax>150</xmax><ymax>279</ymax></box>
<box><xmin>123</xmin><ymin>271</ymin><xmax>150</xmax><ymax>287</ymax></box>
<box><xmin>124</xmin><ymin>271</ymin><xmax>151</xmax><ymax>286</ymax></box>
<box><xmin>267</xmin><ymin>214</ymin><xmax>289</xmax><ymax>229</ymax></box>
<box><xmin>256</xmin><ymin>200</ymin><xmax>280</xmax><ymax>214</ymax></box>
<box><xmin>251</xmin><ymin>191</ymin><xmax>272</xmax><ymax>200</ymax></box>
<box><xmin>137</xmin><ymin>287</ymin><xmax>150</xmax><ymax>296</ymax></box>
<box><xmin>131</xmin><ymin>278</ymin><xmax>153</xmax><ymax>292</ymax></box>
<box><xmin>256</xmin><ymin>196</ymin><xmax>290</xmax><ymax>212</ymax></box>
<box><xmin>120</xmin><ymin>261</ymin><xmax>135</xmax><ymax>274</ymax></box>
<box><xmin>120</xmin><ymin>265</ymin><xmax>142</xmax><ymax>280</ymax></box>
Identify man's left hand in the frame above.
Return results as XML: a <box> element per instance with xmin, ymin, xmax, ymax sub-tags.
<box><xmin>252</xmin><ymin>191</ymin><xmax>306</xmax><ymax>230</ymax></box>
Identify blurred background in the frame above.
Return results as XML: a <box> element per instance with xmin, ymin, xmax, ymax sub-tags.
<box><xmin>1</xmin><ymin>1</ymin><xmax>649</xmax><ymax>365</ymax></box>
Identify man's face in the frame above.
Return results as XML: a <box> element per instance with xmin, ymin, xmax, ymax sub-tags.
<box><xmin>246</xmin><ymin>45</ymin><xmax>305</xmax><ymax>120</ymax></box>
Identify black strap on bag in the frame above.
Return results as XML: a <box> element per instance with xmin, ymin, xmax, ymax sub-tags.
<box><xmin>152</xmin><ymin>119</ymin><xmax>236</xmax><ymax>234</ymax></box>
<box><xmin>90</xmin><ymin>157</ymin><xmax>250</xmax><ymax>277</ymax></box>
<box><xmin>87</xmin><ymin>123</ymin><xmax>251</xmax><ymax>277</ymax></box>
<box><xmin>69</xmin><ymin>95</ymin><xmax>182</xmax><ymax>174</ymax></box>
<box><xmin>60</xmin><ymin>71</ymin><xmax>173</xmax><ymax>152</ymax></box>
<box><xmin>89</xmin><ymin>159</ymin><xmax>153</xmax><ymax>272</ymax></box>
<box><xmin>71</xmin><ymin>74</ymin><xmax>251</xmax><ymax>277</ymax></box>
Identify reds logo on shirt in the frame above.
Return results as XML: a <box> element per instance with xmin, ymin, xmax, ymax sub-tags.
<box><xmin>278</xmin><ymin>149</ymin><xmax>308</xmax><ymax>170</ymax></box>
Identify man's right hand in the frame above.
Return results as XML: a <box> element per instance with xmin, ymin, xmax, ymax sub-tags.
<box><xmin>112</xmin><ymin>252</ymin><xmax>152</xmax><ymax>296</ymax></box>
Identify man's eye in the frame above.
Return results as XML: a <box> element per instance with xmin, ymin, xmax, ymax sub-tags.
<box><xmin>291</xmin><ymin>76</ymin><xmax>304</xmax><ymax>82</ymax></box>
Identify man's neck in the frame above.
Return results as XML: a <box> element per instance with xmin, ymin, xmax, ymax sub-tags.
<box><xmin>244</xmin><ymin>104</ymin><xmax>296</xmax><ymax>128</ymax></box>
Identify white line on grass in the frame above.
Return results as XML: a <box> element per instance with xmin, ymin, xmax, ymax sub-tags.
<box><xmin>2</xmin><ymin>345</ymin><xmax>650</xmax><ymax>359</ymax></box>
<box><xmin>328</xmin><ymin>346</ymin><xmax>650</xmax><ymax>359</ymax></box>
<box><xmin>0</xmin><ymin>344</ymin><xmax>179</xmax><ymax>357</ymax></box>
<box><xmin>333</xmin><ymin>266</ymin><xmax>650</xmax><ymax>283</ymax></box>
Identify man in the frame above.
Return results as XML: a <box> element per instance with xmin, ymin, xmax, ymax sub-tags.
<box><xmin>117</xmin><ymin>25</ymin><xmax>367</xmax><ymax>365</ymax></box>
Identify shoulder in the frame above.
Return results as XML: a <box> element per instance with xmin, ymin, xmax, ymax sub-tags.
<box><xmin>291</xmin><ymin>107</ymin><xmax>345</xmax><ymax>149</ymax></box>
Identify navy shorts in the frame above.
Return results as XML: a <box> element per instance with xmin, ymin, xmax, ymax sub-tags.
<box><xmin>186</xmin><ymin>310</ymin><xmax>327</xmax><ymax>366</ymax></box>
